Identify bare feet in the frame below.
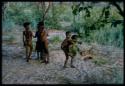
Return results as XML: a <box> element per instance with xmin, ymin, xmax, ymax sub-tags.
<box><xmin>26</xmin><ymin>59</ymin><xmax>29</xmax><ymax>62</ymax></box>
<box><xmin>45</xmin><ymin>61</ymin><xmax>49</xmax><ymax>64</ymax></box>
<box><xmin>63</xmin><ymin>65</ymin><xmax>68</xmax><ymax>68</ymax></box>
<box><xmin>71</xmin><ymin>65</ymin><xmax>75</xmax><ymax>68</ymax></box>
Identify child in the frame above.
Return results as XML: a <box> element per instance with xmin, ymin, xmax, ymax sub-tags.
<box><xmin>23</xmin><ymin>22</ymin><xmax>33</xmax><ymax>62</ymax></box>
<box><xmin>68</xmin><ymin>35</ymin><xmax>80</xmax><ymax>68</ymax></box>
<box><xmin>61</xmin><ymin>31</ymin><xmax>71</xmax><ymax>51</ymax></box>
<box><xmin>34</xmin><ymin>24</ymin><xmax>41</xmax><ymax>60</ymax></box>
<box><xmin>61</xmin><ymin>31</ymin><xmax>80</xmax><ymax>68</ymax></box>
<box><xmin>35</xmin><ymin>21</ymin><xmax>49</xmax><ymax>64</ymax></box>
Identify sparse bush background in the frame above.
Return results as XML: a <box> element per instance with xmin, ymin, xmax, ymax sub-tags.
<box><xmin>2</xmin><ymin>2</ymin><xmax>123</xmax><ymax>48</ymax></box>
<box><xmin>2</xmin><ymin>2</ymin><xmax>123</xmax><ymax>84</ymax></box>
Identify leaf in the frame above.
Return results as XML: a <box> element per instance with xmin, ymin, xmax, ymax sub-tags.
<box><xmin>79</xmin><ymin>7</ymin><xmax>84</xmax><ymax>12</ymax></box>
<box><xmin>84</xmin><ymin>7</ymin><xmax>87</xmax><ymax>10</ymax></box>
<box><xmin>71</xmin><ymin>5</ymin><xmax>74</xmax><ymax>10</ymax></box>
<box><xmin>72</xmin><ymin>8</ymin><xmax>78</xmax><ymax>15</ymax></box>
<box><xmin>88</xmin><ymin>5</ymin><xmax>93</xmax><ymax>9</ymax></box>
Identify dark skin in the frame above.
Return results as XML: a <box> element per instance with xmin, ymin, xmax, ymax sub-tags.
<box><xmin>67</xmin><ymin>38</ymin><xmax>77</xmax><ymax>68</ymax></box>
<box><xmin>35</xmin><ymin>24</ymin><xmax>49</xmax><ymax>64</ymax></box>
<box><xmin>61</xmin><ymin>33</ymin><xmax>76</xmax><ymax>68</ymax></box>
<box><xmin>62</xmin><ymin>34</ymin><xmax>82</xmax><ymax>68</ymax></box>
<box><xmin>34</xmin><ymin>28</ymin><xmax>41</xmax><ymax>60</ymax></box>
<box><xmin>23</xmin><ymin>25</ymin><xmax>33</xmax><ymax>62</ymax></box>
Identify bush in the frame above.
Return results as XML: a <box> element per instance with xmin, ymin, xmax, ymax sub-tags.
<box><xmin>50</xmin><ymin>36</ymin><xmax>62</xmax><ymax>44</ymax></box>
<box><xmin>92</xmin><ymin>56</ymin><xmax>108</xmax><ymax>66</ymax></box>
<box><xmin>89</xmin><ymin>24</ymin><xmax>123</xmax><ymax>48</ymax></box>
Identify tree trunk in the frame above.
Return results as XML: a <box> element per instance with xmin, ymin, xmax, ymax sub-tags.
<box><xmin>2</xmin><ymin>2</ymin><xmax>7</xmax><ymax>21</ymax></box>
<box><xmin>41</xmin><ymin>2</ymin><xmax>45</xmax><ymax>21</ymax></box>
<box><xmin>72</xmin><ymin>2</ymin><xmax>76</xmax><ymax>32</ymax></box>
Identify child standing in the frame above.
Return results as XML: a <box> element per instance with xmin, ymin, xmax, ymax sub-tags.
<box><xmin>23</xmin><ymin>22</ymin><xmax>33</xmax><ymax>62</ymax></box>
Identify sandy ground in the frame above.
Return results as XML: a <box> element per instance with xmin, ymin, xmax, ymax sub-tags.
<box><xmin>2</xmin><ymin>30</ymin><xmax>124</xmax><ymax>84</ymax></box>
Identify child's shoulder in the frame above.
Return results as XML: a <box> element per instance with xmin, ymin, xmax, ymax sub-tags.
<box><xmin>63</xmin><ymin>38</ymin><xmax>69</xmax><ymax>41</ymax></box>
<box><xmin>68</xmin><ymin>39</ymin><xmax>72</xmax><ymax>41</ymax></box>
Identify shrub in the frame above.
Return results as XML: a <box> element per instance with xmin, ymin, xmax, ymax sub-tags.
<box><xmin>50</xmin><ymin>36</ymin><xmax>62</xmax><ymax>44</ymax></box>
<box><xmin>92</xmin><ymin>57</ymin><xmax>108</xmax><ymax>66</ymax></box>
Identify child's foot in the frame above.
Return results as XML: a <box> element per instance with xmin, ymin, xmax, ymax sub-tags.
<box><xmin>63</xmin><ymin>65</ymin><xmax>68</xmax><ymax>68</ymax></box>
<box><xmin>28</xmin><ymin>56</ymin><xmax>31</xmax><ymax>60</ymax></box>
<box><xmin>40</xmin><ymin>60</ymin><xmax>46</xmax><ymax>63</ymax></box>
<box><xmin>44</xmin><ymin>60</ymin><xmax>49</xmax><ymax>64</ymax></box>
<box><xmin>26</xmin><ymin>59</ymin><xmax>29</xmax><ymax>62</ymax></box>
<box><xmin>46</xmin><ymin>61</ymin><xmax>49</xmax><ymax>64</ymax></box>
<box><xmin>71</xmin><ymin>65</ymin><xmax>75</xmax><ymax>68</ymax></box>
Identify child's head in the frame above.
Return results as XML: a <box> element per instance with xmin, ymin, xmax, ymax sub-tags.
<box><xmin>71</xmin><ymin>35</ymin><xmax>78</xmax><ymax>43</ymax></box>
<box><xmin>37</xmin><ymin>21</ymin><xmax>44</xmax><ymax>30</ymax></box>
<box><xmin>23</xmin><ymin>22</ymin><xmax>30</xmax><ymax>30</ymax></box>
<box><xmin>66</xmin><ymin>31</ymin><xmax>71</xmax><ymax>38</ymax></box>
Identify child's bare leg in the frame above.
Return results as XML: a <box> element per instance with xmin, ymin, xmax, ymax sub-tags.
<box><xmin>40</xmin><ymin>51</ymin><xmax>43</xmax><ymax>60</ymax></box>
<box><xmin>46</xmin><ymin>54</ymin><xmax>49</xmax><ymax>63</ymax></box>
<box><xmin>63</xmin><ymin>54</ymin><xmax>69</xmax><ymax>68</ymax></box>
<box><xmin>37</xmin><ymin>52</ymin><xmax>39</xmax><ymax>60</ymax></box>
<box><xmin>26</xmin><ymin>46</ymin><xmax>29</xmax><ymax>62</ymax></box>
<box><xmin>40</xmin><ymin>52</ymin><xmax>46</xmax><ymax>63</ymax></box>
<box><xmin>45</xmin><ymin>48</ymin><xmax>49</xmax><ymax>64</ymax></box>
<box><xmin>44</xmin><ymin>42</ymin><xmax>49</xmax><ymax>64</ymax></box>
<box><xmin>25</xmin><ymin>46</ymin><xmax>27</xmax><ymax>61</ymax></box>
<box><xmin>71</xmin><ymin>56</ymin><xmax>75</xmax><ymax>68</ymax></box>
<box><xmin>28</xmin><ymin>45</ymin><xmax>33</xmax><ymax>59</ymax></box>
<box><xmin>44</xmin><ymin>54</ymin><xmax>49</xmax><ymax>64</ymax></box>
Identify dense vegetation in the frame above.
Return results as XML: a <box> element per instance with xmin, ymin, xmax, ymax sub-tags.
<box><xmin>2</xmin><ymin>2</ymin><xmax>123</xmax><ymax>48</ymax></box>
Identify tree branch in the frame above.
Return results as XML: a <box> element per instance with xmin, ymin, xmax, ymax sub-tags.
<box><xmin>110</xmin><ymin>2</ymin><xmax>124</xmax><ymax>17</ymax></box>
<box><xmin>42</xmin><ymin>2</ymin><xmax>51</xmax><ymax>21</ymax></box>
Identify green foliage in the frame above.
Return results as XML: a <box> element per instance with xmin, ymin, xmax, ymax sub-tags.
<box><xmin>69</xmin><ymin>44</ymin><xmax>78</xmax><ymax>56</ymax></box>
<box><xmin>3</xmin><ymin>34</ymin><xmax>15</xmax><ymax>43</ymax></box>
<box><xmin>2</xmin><ymin>2</ymin><xmax>123</xmax><ymax>48</ymax></box>
<box><xmin>92</xmin><ymin>56</ymin><xmax>108</xmax><ymax>66</ymax></box>
<box><xmin>90</xmin><ymin>24</ymin><xmax>123</xmax><ymax>48</ymax></box>
<box><xmin>2</xmin><ymin>2</ymin><xmax>62</xmax><ymax>30</ymax></box>
<box><xmin>71</xmin><ymin>4</ymin><xmax>123</xmax><ymax>48</ymax></box>
<box><xmin>72</xmin><ymin>3</ymin><xmax>92</xmax><ymax>17</ymax></box>
<box><xmin>50</xmin><ymin>36</ymin><xmax>62</xmax><ymax>44</ymax></box>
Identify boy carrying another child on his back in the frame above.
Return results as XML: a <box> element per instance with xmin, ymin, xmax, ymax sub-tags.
<box><xmin>61</xmin><ymin>31</ymin><xmax>81</xmax><ymax>68</ymax></box>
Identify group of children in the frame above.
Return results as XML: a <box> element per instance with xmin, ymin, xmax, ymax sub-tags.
<box><xmin>23</xmin><ymin>21</ymin><xmax>81</xmax><ymax>68</ymax></box>
<box><xmin>23</xmin><ymin>21</ymin><xmax>49</xmax><ymax>64</ymax></box>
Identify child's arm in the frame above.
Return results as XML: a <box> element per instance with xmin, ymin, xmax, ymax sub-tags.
<box><xmin>61</xmin><ymin>40</ymin><xmax>65</xmax><ymax>49</ymax></box>
<box><xmin>46</xmin><ymin>29</ymin><xmax>49</xmax><ymax>36</ymax></box>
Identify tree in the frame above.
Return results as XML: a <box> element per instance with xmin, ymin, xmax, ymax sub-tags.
<box><xmin>38</xmin><ymin>2</ymin><xmax>51</xmax><ymax>22</ymax></box>
<box><xmin>110</xmin><ymin>2</ymin><xmax>124</xmax><ymax>17</ymax></box>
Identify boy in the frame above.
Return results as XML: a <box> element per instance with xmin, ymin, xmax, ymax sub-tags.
<box><xmin>35</xmin><ymin>21</ymin><xmax>49</xmax><ymax>64</ymax></box>
<box><xmin>23</xmin><ymin>22</ymin><xmax>33</xmax><ymax>62</ymax></box>
<box><xmin>68</xmin><ymin>35</ymin><xmax>80</xmax><ymax>68</ymax></box>
<box><xmin>34</xmin><ymin>24</ymin><xmax>41</xmax><ymax>60</ymax></box>
<box><xmin>61</xmin><ymin>31</ymin><xmax>72</xmax><ymax>68</ymax></box>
